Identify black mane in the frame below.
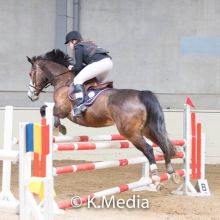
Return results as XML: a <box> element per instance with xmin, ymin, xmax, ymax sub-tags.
<box><xmin>42</xmin><ymin>49</ymin><xmax>73</xmax><ymax>67</ymax></box>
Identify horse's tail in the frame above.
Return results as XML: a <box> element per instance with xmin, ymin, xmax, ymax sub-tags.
<box><xmin>139</xmin><ymin>91</ymin><xmax>176</xmax><ymax>158</ymax></box>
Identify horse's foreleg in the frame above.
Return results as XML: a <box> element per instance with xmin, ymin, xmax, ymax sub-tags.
<box><xmin>39</xmin><ymin>104</ymin><xmax>67</xmax><ymax>135</ymax></box>
<box><xmin>52</xmin><ymin>116</ymin><xmax>66</xmax><ymax>135</ymax></box>
<box><xmin>53</xmin><ymin>105</ymin><xmax>67</xmax><ymax>135</ymax></box>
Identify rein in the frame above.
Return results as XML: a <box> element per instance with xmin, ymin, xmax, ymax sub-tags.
<box><xmin>49</xmin><ymin>69</ymin><xmax>71</xmax><ymax>85</ymax></box>
<box><xmin>30</xmin><ymin>69</ymin><xmax>72</xmax><ymax>94</ymax></box>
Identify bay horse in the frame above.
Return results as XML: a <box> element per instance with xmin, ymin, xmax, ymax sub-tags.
<box><xmin>26</xmin><ymin>49</ymin><xmax>179</xmax><ymax>187</ymax></box>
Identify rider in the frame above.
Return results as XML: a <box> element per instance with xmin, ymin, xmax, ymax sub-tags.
<box><xmin>65</xmin><ymin>30</ymin><xmax>113</xmax><ymax>117</ymax></box>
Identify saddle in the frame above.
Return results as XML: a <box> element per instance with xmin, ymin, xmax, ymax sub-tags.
<box><xmin>69</xmin><ymin>79</ymin><xmax>113</xmax><ymax>106</ymax></box>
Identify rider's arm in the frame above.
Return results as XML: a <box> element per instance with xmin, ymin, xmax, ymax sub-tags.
<box><xmin>74</xmin><ymin>45</ymin><xmax>84</xmax><ymax>74</ymax></box>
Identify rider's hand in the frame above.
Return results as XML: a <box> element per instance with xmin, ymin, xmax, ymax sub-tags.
<box><xmin>68</xmin><ymin>65</ymin><xmax>74</xmax><ymax>70</ymax></box>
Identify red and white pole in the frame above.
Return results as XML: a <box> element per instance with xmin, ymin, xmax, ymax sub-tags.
<box><xmin>58</xmin><ymin>169</ymin><xmax>185</xmax><ymax>210</ymax></box>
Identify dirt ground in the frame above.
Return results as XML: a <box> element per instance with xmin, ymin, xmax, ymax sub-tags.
<box><xmin>0</xmin><ymin>162</ymin><xmax>220</xmax><ymax>220</ymax></box>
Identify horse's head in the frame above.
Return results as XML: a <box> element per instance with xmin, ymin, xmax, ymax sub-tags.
<box><xmin>27</xmin><ymin>56</ymin><xmax>50</xmax><ymax>101</ymax></box>
<box><xmin>27</xmin><ymin>49</ymin><xmax>73</xmax><ymax>101</ymax></box>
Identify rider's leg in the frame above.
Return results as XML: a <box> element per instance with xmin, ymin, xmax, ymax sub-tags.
<box><xmin>70</xmin><ymin>58</ymin><xmax>113</xmax><ymax>116</ymax></box>
<box><xmin>72</xmin><ymin>84</ymin><xmax>86</xmax><ymax>116</ymax></box>
<box><xmin>74</xmin><ymin>58</ymin><xmax>113</xmax><ymax>84</ymax></box>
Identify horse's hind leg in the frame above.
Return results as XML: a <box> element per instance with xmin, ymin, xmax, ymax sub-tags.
<box><xmin>125</xmin><ymin>134</ymin><xmax>161</xmax><ymax>184</ymax></box>
<box><xmin>144</xmin><ymin>128</ymin><xmax>180</xmax><ymax>183</ymax></box>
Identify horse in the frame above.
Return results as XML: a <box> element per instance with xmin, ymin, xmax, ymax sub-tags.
<box><xmin>26</xmin><ymin>49</ymin><xmax>179</xmax><ymax>187</ymax></box>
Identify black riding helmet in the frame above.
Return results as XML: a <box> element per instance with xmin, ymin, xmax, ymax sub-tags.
<box><xmin>65</xmin><ymin>31</ymin><xmax>82</xmax><ymax>44</ymax></box>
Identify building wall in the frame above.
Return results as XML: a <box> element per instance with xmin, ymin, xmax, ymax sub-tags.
<box><xmin>0</xmin><ymin>0</ymin><xmax>220</xmax><ymax>109</ymax></box>
<box><xmin>80</xmin><ymin>0</ymin><xmax>220</xmax><ymax>109</ymax></box>
<box><xmin>0</xmin><ymin>0</ymin><xmax>220</xmax><ymax>163</ymax></box>
<box><xmin>0</xmin><ymin>0</ymin><xmax>56</xmax><ymax>107</ymax></box>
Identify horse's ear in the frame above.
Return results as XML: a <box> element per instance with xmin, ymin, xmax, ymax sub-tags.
<box><xmin>26</xmin><ymin>56</ymin><xmax>33</xmax><ymax>65</ymax></box>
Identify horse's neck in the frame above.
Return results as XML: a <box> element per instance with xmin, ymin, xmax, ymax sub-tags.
<box><xmin>52</xmin><ymin>72</ymin><xmax>73</xmax><ymax>90</ymax></box>
<box><xmin>45</xmin><ymin>62</ymin><xmax>73</xmax><ymax>89</ymax></box>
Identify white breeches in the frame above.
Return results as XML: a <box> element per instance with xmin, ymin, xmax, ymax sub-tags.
<box><xmin>74</xmin><ymin>58</ymin><xmax>113</xmax><ymax>85</ymax></box>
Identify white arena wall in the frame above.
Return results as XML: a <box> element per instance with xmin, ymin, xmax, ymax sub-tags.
<box><xmin>0</xmin><ymin>108</ymin><xmax>219</xmax><ymax>164</ymax></box>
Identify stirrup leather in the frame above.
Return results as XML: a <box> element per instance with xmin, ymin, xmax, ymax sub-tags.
<box><xmin>73</xmin><ymin>104</ymin><xmax>87</xmax><ymax>116</ymax></box>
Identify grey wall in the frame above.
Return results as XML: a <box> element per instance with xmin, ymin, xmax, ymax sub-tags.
<box><xmin>1</xmin><ymin>0</ymin><xmax>220</xmax><ymax>109</ymax></box>
<box><xmin>80</xmin><ymin>0</ymin><xmax>220</xmax><ymax>109</ymax></box>
<box><xmin>0</xmin><ymin>0</ymin><xmax>56</xmax><ymax>107</ymax></box>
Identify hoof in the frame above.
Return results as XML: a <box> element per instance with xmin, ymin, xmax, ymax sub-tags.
<box><xmin>59</xmin><ymin>125</ymin><xmax>67</xmax><ymax>135</ymax></box>
<box><xmin>170</xmin><ymin>173</ymin><xmax>181</xmax><ymax>184</ymax></box>
<box><xmin>155</xmin><ymin>182</ymin><xmax>164</xmax><ymax>191</ymax></box>
<box><xmin>156</xmin><ymin>183</ymin><xmax>164</xmax><ymax>191</ymax></box>
<box><xmin>40</xmin><ymin>105</ymin><xmax>47</xmax><ymax>117</ymax></box>
<box><xmin>53</xmin><ymin>127</ymin><xmax>59</xmax><ymax>136</ymax></box>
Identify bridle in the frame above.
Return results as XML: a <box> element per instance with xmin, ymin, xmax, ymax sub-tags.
<box><xmin>29</xmin><ymin>69</ymin><xmax>71</xmax><ymax>95</ymax></box>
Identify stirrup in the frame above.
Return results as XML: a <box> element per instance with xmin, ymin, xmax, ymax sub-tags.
<box><xmin>72</xmin><ymin>104</ymin><xmax>87</xmax><ymax>117</ymax></box>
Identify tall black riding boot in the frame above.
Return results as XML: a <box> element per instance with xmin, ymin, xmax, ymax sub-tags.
<box><xmin>73</xmin><ymin>84</ymin><xmax>87</xmax><ymax>117</ymax></box>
